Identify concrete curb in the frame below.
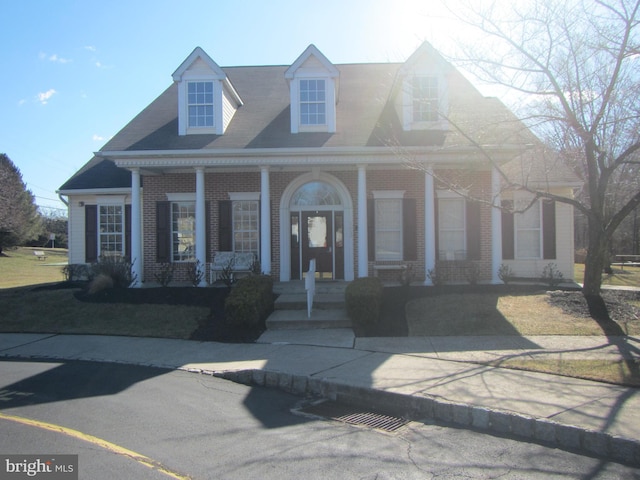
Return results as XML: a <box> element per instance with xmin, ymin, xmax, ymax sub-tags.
<box><xmin>193</xmin><ymin>366</ymin><xmax>640</xmax><ymax>467</ymax></box>
<box><xmin>4</xmin><ymin>351</ymin><xmax>639</xmax><ymax>467</ymax></box>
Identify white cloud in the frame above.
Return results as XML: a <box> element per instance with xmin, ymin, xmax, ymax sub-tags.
<box><xmin>48</xmin><ymin>54</ymin><xmax>72</xmax><ymax>64</ymax></box>
<box><xmin>37</xmin><ymin>89</ymin><xmax>57</xmax><ymax>105</ymax></box>
<box><xmin>94</xmin><ymin>61</ymin><xmax>114</xmax><ymax>69</ymax></box>
<box><xmin>84</xmin><ymin>45</ymin><xmax>97</xmax><ymax>52</ymax></box>
<box><xmin>39</xmin><ymin>52</ymin><xmax>72</xmax><ymax>63</ymax></box>
<box><xmin>92</xmin><ymin>134</ymin><xmax>105</xmax><ymax>141</ymax></box>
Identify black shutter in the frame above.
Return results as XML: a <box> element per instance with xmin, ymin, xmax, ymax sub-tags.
<box><xmin>501</xmin><ymin>200</ymin><xmax>514</xmax><ymax>260</ymax></box>
<box><xmin>258</xmin><ymin>200</ymin><xmax>262</xmax><ymax>261</ymax></box>
<box><xmin>434</xmin><ymin>198</ymin><xmax>439</xmax><ymax>260</ymax></box>
<box><xmin>85</xmin><ymin>205</ymin><xmax>98</xmax><ymax>263</ymax></box>
<box><xmin>219</xmin><ymin>200</ymin><xmax>232</xmax><ymax>251</ymax></box>
<box><xmin>156</xmin><ymin>201</ymin><xmax>171</xmax><ymax>262</ymax></box>
<box><xmin>403</xmin><ymin>198</ymin><xmax>417</xmax><ymax>261</ymax></box>
<box><xmin>466</xmin><ymin>200</ymin><xmax>481</xmax><ymax>260</ymax></box>
<box><xmin>367</xmin><ymin>199</ymin><xmax>375</xmax><ymax>261</ymax></box>
<box><xmin>125</xmin><ymin>204</ymin><xmax>132</xmax><ymax>262</ymax></box>
<box><xmin>542</xmin><ymin>201</ymin><xmax>556</xmax><ymax>260</ymax></box>
<box><xmin>206</xmin><ymin>201</ymin><xmax>212</xmax><ymax>262</ymax></box>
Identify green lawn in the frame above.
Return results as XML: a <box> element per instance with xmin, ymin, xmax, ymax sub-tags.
<box><xmin>0</xmin><ymin>287</ymin><xmax>205</xmax><ymax>339</ymax></box>
<box><xmin>0</xmin><ymin>247</ymin><xmax>208</xmax><ymax>339</ymax></box>
<box><xmin>0</xmin><ymin>247</ymin><xmax>68</xmax><ymax>288</ymax></box>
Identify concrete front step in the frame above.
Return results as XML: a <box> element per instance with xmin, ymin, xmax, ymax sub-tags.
<box><xmin>273</xmin><ymin>280</ymin><xmax>349</xmax><ymax>295</ymax></box>
<box><xmin>275</xmin><ymin>293</ymin><xmax>345</xmax><ymax>311</ymax></box>
<box><xmin>266</xmin><ymin>308</ymin><xmax>352</xmax><ymax>330</ymax></box>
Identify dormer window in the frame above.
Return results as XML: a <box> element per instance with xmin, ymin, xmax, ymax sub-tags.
<box><xmin>285</xmin><ymin>45</ymin><xmax>339</xmax><ymax>134</ymax></box>
<box><xmin>188</xmin><ymin>81</ymin><xmax>214</xmax><ymax>128</ymax></box>
<box><xmin>398</xmin><ymin>42</ymin><xmax>449</xmax><ymax>131</ymax></box>
<box><xmin>412</xmin><ymin>76</ymin><xmax>439</xmax><ymax>123</ymax></box>
<box><xmin>172</xmin><ymin>47</ymin><xmax>243</xmax><ymax>136</ymax></box>
<box><xmin>300</xmin><ymin>79</ymin><xmax>326</xmax><ymax>126</ymax></box>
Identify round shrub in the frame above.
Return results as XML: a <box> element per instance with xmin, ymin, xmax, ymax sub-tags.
<box><xmin>224</xmin><ymin>275</ymin><xmax>274</xmax><ymax>328</ymax></box>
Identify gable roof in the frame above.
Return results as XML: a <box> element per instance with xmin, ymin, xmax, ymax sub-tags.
<box><xmin>172</xmin><ymin>46</ymin><xmax>227</xmax><ymax>81</ymax></box>
<box><xmin>285</xmin><ymin>44</ymin><xmax>339</xmax><ymax>79</ymax></box>
<box><xmin>59</xmin><ymin>44</ymin><xmax>543</xmax><ymax>192</ymax></box>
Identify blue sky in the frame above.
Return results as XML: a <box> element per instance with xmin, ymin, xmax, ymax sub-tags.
<box><xmin>0</xmin><ymin>0</ymin><xmax>480</xmax><ymax>214</ymax></box>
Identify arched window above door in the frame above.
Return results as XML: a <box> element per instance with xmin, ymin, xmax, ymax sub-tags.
<box><xmin>290</xmin><ymin>181</ymin><xmax>342</xmax><ymax>207</ymax></box>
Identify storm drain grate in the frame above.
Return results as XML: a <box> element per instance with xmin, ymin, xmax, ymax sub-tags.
<box><xmin>301</xmin><ymin>401</ymin><xmax>408</xmax><ymax>433</ymax></box>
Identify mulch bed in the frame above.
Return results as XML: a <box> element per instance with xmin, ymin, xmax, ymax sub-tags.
<box><xmin>70</xmin><ymin>285</ymin><xmax>264</xmax><ymax>343</ymax></box>
<box><xmin>547</xmin><ymin>289</ymin><xmax>640</xmax><ymax>323</ymax></box>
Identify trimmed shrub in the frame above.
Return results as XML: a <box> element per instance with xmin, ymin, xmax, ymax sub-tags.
<box><xmin>187</xmin><ymin>260</ymin><xmax>205</xmax><ymax>287</ymax></box>
<box><xmin>90</xmin><ymin>255</ymin><xmax>137</xmax><ymax>288</ymax></box>
<box><xmin>497</xmin><ymin>264</ymin><xmax>515</xmax><ymax>285</ymax></box>
<box><xmin>154</xmin><ymin>262</ymin><xmax>174</xmax><ymax>287</ymax></box>
<box><xmin>224</xmin><ymin>275</ymin><xmax>274</xmax><ymax>328</ymax></box>
<box><xmin>345</xmin><ymin>277</ymin><xmax>384</xmax><ymax>326</ymax></box>
<box><xmin>541</xmin><ymin>263</ymin><xmax>564</xmax><ymax>288</ymax></box>
<box><xmin>87</xmin><ymin>273</ymin><xmax>114</xmax><ymax>294</ymax></box>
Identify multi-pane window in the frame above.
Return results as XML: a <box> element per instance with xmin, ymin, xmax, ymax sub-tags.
<box><xmin>438</xmin><ymin>197</ymin><xmax>466</xmax><ymax>260</ymax></box>
<box><xmin>375</xmin><ymin>198</ymin><xmax>403</xmax><ymax>261</ymax></box>
<box><xmin>187</xmin><ymin>81</ymin><xmax>214</xmax><ymax>128</ymax></box>
<box><xmin>99</xmin><ymin>205</ymin><xmax>123</xmax><ymax>257</ymax></box>
<box><xmin>515</xmin><ymin>198</ymin><xmax>542</xmax><ymax>259</ymax></box>
<box><xmin>232</xmin><ymin>201</ymin><xmax>259</xmax><ymax>255</ymax></box>
<box><xmin>300</xmin><ymin>79</ymin><xmax>326</xmax><ymax>125</ymax></box>
<box><xmin>171</xmin><ymin>202</ymin><xmax>196</xmax><ymax>262</ymax></box>
<box><xmin>413</xmin><ymin>76</ymin><xmax>439</xmax><ymax>122</ymax></box>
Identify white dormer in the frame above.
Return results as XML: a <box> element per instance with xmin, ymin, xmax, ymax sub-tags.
<box><xmin>172</xmin><ymin>47</ymin><xmax>243</xmax><ymax>136</ymax></box>
<box><xmin>397</xmin><ymin>42</ymin><xmax>449</xmax><ymax>132</ymax></box>
<box><xmin>285</xmin><ymin>45</ymin><xmax>339</xmax><ymax>134</ymax></box>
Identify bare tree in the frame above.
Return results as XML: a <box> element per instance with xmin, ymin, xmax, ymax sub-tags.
<box><xmin>443</xmin><ymin>0</ymin><xmax>640</xmax><ymax>303</ymax></box>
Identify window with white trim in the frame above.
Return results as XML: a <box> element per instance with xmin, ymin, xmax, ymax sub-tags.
<box><xmin>171</xmin><ymin>202</ymin><xmax>196</xmax><ymax>262</ymax></box>
<box><xmin>515</xmin><ymin>195</ymin><xmax>542</xmax><ymax>259</ymax></box>
<box><xmin>375</xmin><ymin>198</ymin><xmax>403</xmax><ymax>261</ymax></box>
<box><xmin>438</xmin><ymin>196</ymin><xmax>466</xmax><ymax>260</ymax></box>
<box><xmin>300</xmin><ymin>79</ymin><xmax>326</xmax><ymax>125</ymax></box>
<box><xmin>187</xmin><ymin>81</ymin><xmax>214</xmax><ymax>128</ymax></box>
<box><xmin>99</xmin><ymin>205</ymin><xmax>124</xmax><ymax>257</ymax></box>
<box><xmin>413</xmin><ymin>76</ymin><xmax>439</xmax><ymax>122</ymax></box>
<box><xmin>232</xmin><ymin>200</ymin><xmax>259</xmax><ymax>255</ymax></box>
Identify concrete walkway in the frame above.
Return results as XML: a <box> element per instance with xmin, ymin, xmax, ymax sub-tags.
<box><xmin>1</xmin><ymin>331</ymin><xmax>639</xmax><ymax>466</ymax></box>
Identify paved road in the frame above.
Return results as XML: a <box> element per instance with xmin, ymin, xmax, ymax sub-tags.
<box><xmin>0</xmin><ymin>359</ymin><xmax>637</xmax><ymax>479</ymax></box>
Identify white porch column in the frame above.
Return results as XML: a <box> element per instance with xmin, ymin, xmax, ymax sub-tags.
<box><xmin>260</xmin><ymin>166</ymin><xmax>272</xmax><ymax>275</ymax></box>
<box><xmin>424</xmin><ymin>167</ymin><xmax>436</xmax><ymax>285</ymax></box>
<box><xmin>491</xmin><ymin>166</ymin><xmax>503</xmax><ymax>284</ymax></box>
<box><xmin>195</xmin><ymin>167</ymin><xmax>207</xmax><ymax>286</ymax></box>
<box><xmin>130</xmin><ymin>168</ymin><xmax>142</xmax><ymax>287</ymax></box>
<box><xmin>357</xmin><ymin>165</ymin><xmax>368</xmax><ymax>278</ymax></box>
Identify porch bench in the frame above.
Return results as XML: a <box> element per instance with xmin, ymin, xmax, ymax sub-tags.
<box><xmin>33</xmin><ymin>250</ymin><xmax>47</xmax><ymax>261</ymax></box>
<box><xmin>210</xmin><ymin>252</ymin><xmax>256</xmax><ymax>283</ymax></box>
<box><xmin>373</xmin><ymin>264</ymin><xmax>406</xmax><ymax>277</ymax></box>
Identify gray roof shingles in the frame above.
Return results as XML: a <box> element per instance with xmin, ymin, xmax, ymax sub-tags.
<box><xmin>59</xmin><ymin>59</ymin><xmax>541</xmax><ymax>192</ymax></box>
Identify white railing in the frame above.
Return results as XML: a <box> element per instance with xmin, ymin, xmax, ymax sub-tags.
<box><xmin>305</xmin><ymin>258</ymin><xmax>316</xmax><ymax>319</ymax></box>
